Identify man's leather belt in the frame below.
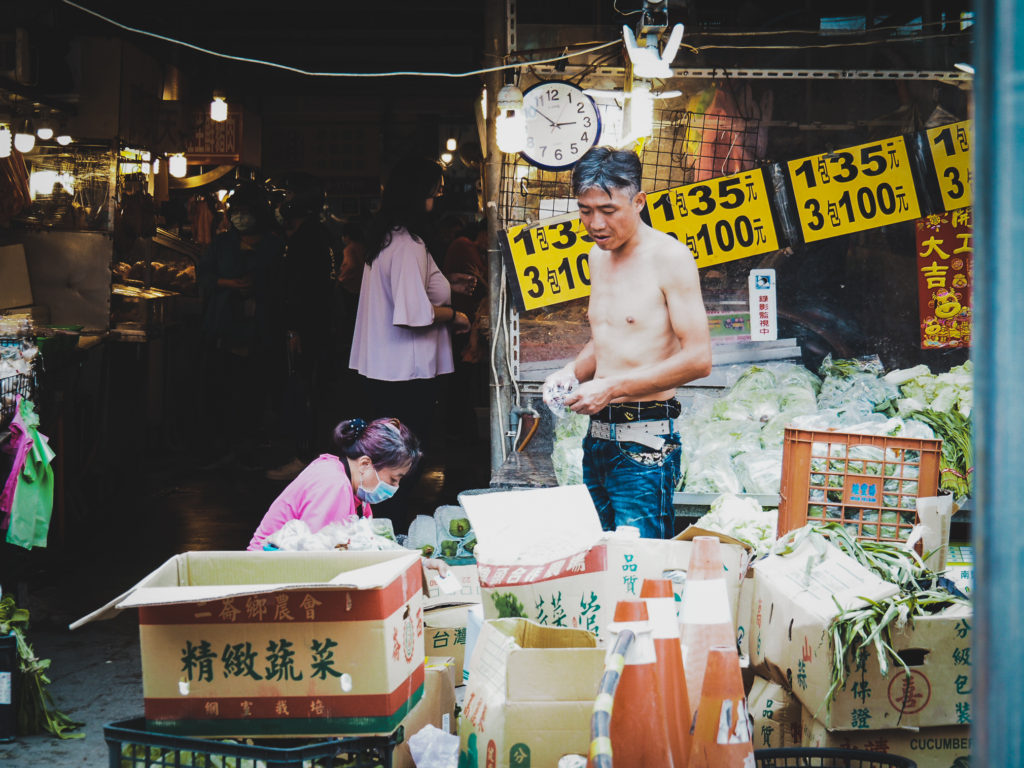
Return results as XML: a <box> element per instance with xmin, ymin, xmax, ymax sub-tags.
<box><xmin>589</xmin><ymin>419</ymin><xmax>673</xmax><ymax>450</ymax></box>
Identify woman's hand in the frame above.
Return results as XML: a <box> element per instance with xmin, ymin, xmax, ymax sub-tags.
<box><xmin>452</xmin><ymin>311</ymin><xmax>471</xmax><ymax>334</ymax></box>
<box><xmin>422</xmin><ymin>557</ymin><xmax>450</xmax><ymax>578</ymax></box>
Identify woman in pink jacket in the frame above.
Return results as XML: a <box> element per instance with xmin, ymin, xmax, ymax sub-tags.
<box><xmin>247</xmin><ymin>417</ymin><xmax>420</xmax><ymax>551</ymax></box>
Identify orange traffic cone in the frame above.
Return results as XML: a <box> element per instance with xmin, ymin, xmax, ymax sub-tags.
<box><xmin>688</xmin><ymin>644</ymin><xmax>754</xmax><ymax>768</ymax></box>
<box><xmin>601</xmin><ymin>600</ymin><xmax>675</xmax><ymax>767</ymax></box>
<box><xmin>679</xmin><ymin>536</ymin><xmax>736</xmax><ymax>724</ymax></box>
<box><xmin>641</xmin><ymin>578</ymin><xmax>691</xmax><ymax>768</ymax></box>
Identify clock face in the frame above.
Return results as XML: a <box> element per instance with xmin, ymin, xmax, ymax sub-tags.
<box><xmin>520</xmin><ymin>81</ymin><xmax>602</xmax><ymax>171</ymax></box>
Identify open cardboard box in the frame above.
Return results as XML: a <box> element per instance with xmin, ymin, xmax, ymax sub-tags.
<box><xmin>458</xmin><ymin>618</ymin><xmax>605</xmax><ymax>768</ymax></box>
<box><xmin>750</xmin><ymin>537</ymin><xmax>973</xmax><ymax>731</ymax></box>
<box><xmin>73</xmin><ymin>550</ymin><xmax>426</xmax><ymax>737</ymax></box>
<box><xmin>460</xmin><ymin>485</ymin><xmax>748</xmax><ymax>644</ymax></box>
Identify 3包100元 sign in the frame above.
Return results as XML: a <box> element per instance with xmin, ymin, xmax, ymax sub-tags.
<box><xmin>788</xmin><ymin>136</ymin><xmax>921</xmax><ymax>243</ymax></box>
<box><xmin>645</xmin><ymin>169</ymin><xmax>779</xmax><ymax>268</ymax></box>
<box><xmin>500</xmin><ymin>218</ymin><xmax>593</xmax><ymax>311</ymax></box>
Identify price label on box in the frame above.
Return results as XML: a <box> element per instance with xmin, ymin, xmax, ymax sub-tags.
<box><xmin>926</xmin><ymin>120</ymin><xmax>973</xmax><ymax>211</ymax></box>
<box><xmin>500</xmin><ymin>218</ymin><xmax>593</xmax><ymax>311</ymax></box>
<box><xmin>787</xmin><ymin>136</ymin><xmax>921</xmax><ymax>243</ymax></box>
<box><xmin>645</xmin><ymin>169</ymin><xmax>780</xmax><ymax>267</ymax></box>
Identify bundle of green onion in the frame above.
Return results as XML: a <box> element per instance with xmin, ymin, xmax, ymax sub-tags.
<box><xmin>773</xmin><ymin>523</ymin><xmax>969</xmax><ymax>715</ymax></box>
<box><xmin>0</xmin><ymin>595</ymin><xmax>83</xmax><ymax>739</ymax></box>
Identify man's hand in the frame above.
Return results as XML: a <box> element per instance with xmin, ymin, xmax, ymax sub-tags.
<box><xmin>452</xmin><ymin>310</ymin><xmax>471</xmax><ymax>334</ymax></box>
<box><xmin>565</xmin><ymin>378</ymin><xmax>616</xmax><ymax>415</ymax></box>
<box><xmin>542</xmin><ymin>365</ymin><xmax>578</xmax><ymax>409</ymax></box>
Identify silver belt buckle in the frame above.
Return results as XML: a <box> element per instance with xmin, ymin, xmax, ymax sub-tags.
<box><xmin>591</xmin><ymin>419</ymin><xmax>668</xmax><ymax>450</ymax></box>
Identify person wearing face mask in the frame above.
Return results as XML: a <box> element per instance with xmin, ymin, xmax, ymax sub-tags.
<box><xmin>199</xmin><ymin>183</ymin><xmax>285</xmax><ymax>467</ymax></box>
<box><xmin>247</xmin><ymin>417</ymin><xmax>420</xmax><ymax>550</ymax></box>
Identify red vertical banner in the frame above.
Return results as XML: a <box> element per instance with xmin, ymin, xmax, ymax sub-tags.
<box><xmin>916</xmin><ymin>208</ymin><xmax>973</xmax><ymax>349</ymax></box>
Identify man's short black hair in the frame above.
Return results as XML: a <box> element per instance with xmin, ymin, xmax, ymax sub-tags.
<box><xmin>571</xmin><ymin>147</ymin><xmax>642</xmax><ymax>199</ymax></box>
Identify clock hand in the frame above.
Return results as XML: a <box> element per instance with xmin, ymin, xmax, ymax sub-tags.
<box><xmin>554</xmin><ymin>121</ymin><xmax>577</xmax><ymax>128</ymax></box>
<box><xmin>535</xmin><ymin>109</ymin><xmax>557</xmax><ymax>127</ymax></box>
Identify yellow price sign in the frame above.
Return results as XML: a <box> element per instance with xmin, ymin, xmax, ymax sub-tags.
<box><xmin>500</xmin><ymin>217</ymin><xmax>593</xmax><ymax>311</ymax></box>
<box><xmin>788</xmin><ymin>136</ymin><xmax>921</xmax><ymax>243</ymax></box>
<box><xmin>645</xmin><ymin>170</ymin><xmax>779</xmax><ymax>267</ymax></box>
<box><xmin>927</xmin><ymin>120</ymin><xmax>973</xmax><ymax>211</ymax></box>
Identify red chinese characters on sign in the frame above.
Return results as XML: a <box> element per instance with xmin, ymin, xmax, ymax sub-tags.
<box><xmin>916</xmin><ymin>208</ymin><xmax>972</xmax><ymax>349</ymax></box>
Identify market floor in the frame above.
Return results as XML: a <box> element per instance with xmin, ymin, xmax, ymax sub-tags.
<box><xmin>3</xmin><ymin>427</ymin><xmax>490</xmax><ymax>766</ymax></box>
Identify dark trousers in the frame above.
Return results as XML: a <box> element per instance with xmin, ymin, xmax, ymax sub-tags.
<box><xmin>360</xmin><ymin>375</ymin><xmax>441</xmax><ymax>535</ymax></box>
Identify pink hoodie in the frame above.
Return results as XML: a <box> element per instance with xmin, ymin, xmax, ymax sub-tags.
<box><xmin>247</xmin><ymin>454</ymin><xmax>371</xmax><ymax>551</ymax></box>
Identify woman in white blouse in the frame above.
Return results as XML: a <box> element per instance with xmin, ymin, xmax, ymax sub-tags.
<box><xmin>349</xmin><ymin>157</ymin><xmax>470</xmax><ymax>531</ymax></box>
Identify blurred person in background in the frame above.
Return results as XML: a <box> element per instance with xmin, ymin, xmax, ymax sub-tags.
<box><xmin>266</xmin><ymin>176</ymin><xmax>336</xmax><ymax>481</ymax></box>
<box><xmin>199</xmin><ymin>183</ymin><xmax>284</xmax><ymax>468</ymax></box>
<box><xmin>349</xmin><ymin>157</ymin><xmax>470</xmax><ymax>533</ymax></box>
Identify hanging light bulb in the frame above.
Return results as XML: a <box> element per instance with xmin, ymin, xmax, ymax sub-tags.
<box><xmin>56</xmin><ymin>132</ymin><xmax>73</xmax><ymax>146</ymax></box>
<box><xmin>153</xmin><ymin>157</ymin><xmax>160</xmax><ymax>174</ymax></box>
<box><xmin>169</xmin><ymin>152</ymin><xmax>187</xmax><ymax>178</ymax></box>
<box><xmin>14</xmin><ymin>120</ymin><xmax>35</xmax><ymax>153</ymax></box>
<box><xmin>210</xmin><ymin>91</ymin><xmax>228</xmax><ymax>122</ymax></box>
<box><xmin>446</xmin><ymin>137</ymin><xmax>457</xmax><ymax>152</ymax></box>
<box><xmin>441</xmin><ymin>151</ymin><xmax>454</xmax><ymax>164</ymax></box>
<box><xmin>495</xmin><ymin>82</ymin><xmax>526</xmax><ymax>154</ymax></box>
<box><xmin>36</xmin><ymin>116</ymin><xmax>54</xmax><ymax>140</ymax></box>
<box><xmin>0</xmin><ymin>125</ymin><xmax>11</xmax><ymax>158</ymax></box>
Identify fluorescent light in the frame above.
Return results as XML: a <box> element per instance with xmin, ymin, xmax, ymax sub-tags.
<box><xmin>169</xmin><ymin>153</ymin><xmax>187</xmax><ymax>178</ymax></box>
<box><xmin>0</xmin><ymin>125</ymin><xmax>10</xmax><ymax>158</ymax></box>
<box><xmin>210</xmin><ymin>94</ymin><xmax>228</xmax><ymax>122</ymax></box>
<box><xmin>954</xmin><ymin>62</ymin><xmax>975</xmax><ymax>75</ymax></box>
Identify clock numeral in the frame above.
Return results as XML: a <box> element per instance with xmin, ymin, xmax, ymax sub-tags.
<box><xmin>526</xmin><ymin>136</ymin><xmax>535</xmax><ymax>148</ymax></box>
<box><xmin>554</xmin><ymin>149</ymin><xmax>563</xmax><ymax>162</ymax></box>
<box><xmin>580</xmin><ymin>132</ymin><xmax>588</xmax><ymax>143</ymax></box>
<box><xmin>546</xmin><ymin>88</ymin><xmax>560</xmax><ymax>102</ymax></box>
<box><xmin>583</xmin><ymin>117</ymin><xmax>592</xmax><ymax>128</ymax></box>
<box><xmin>540</xmin><ymin>145</ymin><xmax>547</xmax><ymax>157</ymax></box>
<box><xmin>577</xmin><ymin>102</ymin><xmax>585</xmax><ymax>114</ymax></box>
<box><xmin>570</xmin><ymin>143</ymin><xmax>579</xmax><ymax>155</ymax></box>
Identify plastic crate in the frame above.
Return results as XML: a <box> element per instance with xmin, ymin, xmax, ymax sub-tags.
<box><xmin>778</xmin><ymin>427</ymin><xmax>941</xmax><ymax>544</ymax></box>
<box><xmin>104</xmin><ymin>717</ymin><xmax>402</xmax><ymax>768</ymax></box>
<box><xmin>754</xmin><ymin>747</ymin><xmax>917</xmax><ymax>767</ymax></box>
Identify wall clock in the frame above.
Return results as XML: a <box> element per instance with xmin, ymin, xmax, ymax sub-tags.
<box><xmin>520</xmin><ymin>80</ymin><xmax>602</xmax><ymax>171</ymax></box>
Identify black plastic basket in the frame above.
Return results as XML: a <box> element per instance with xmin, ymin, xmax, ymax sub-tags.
<box><xmin>754</xmin><ymin>747</ymin><xmax>917</xmax><ymax>768</ymax></box>
<box><xmin>0</xmin><ymin>373</ymin><xmax>34</xmax><ymax>429</ymax></box>
<box><xmin>104</xmin><ymin>717</ymin><xmax>403</xmax><ymax>768</ymax></box>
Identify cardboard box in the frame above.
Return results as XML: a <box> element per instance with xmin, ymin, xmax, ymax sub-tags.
<box><xmin>72</xmin><ymin>551</ymin><xmax>426</xmax><ymax>737</ymax></box>
<box><xmin>423</xmin><ymin>563</ymin><xmax>481</xmax><ymax>609</ymax></box>
<box><xmin>461</xmin><ymin>486</ymin><xmax>747</xmax><ymax>644</ymax></box>
<box><xmin>393</xmin><ymin>657</ymin><xmax>457</xmax><ymax>768</ymax></box>
<box><xmin>801</xmin><ymin>706</ymin><xmax>971</xmax><ymax>768</ymax></box>
<box><xmin>748</xmin><ymin>676</ymin><xmax>803</xmax><ymax>749</ymax></box>
<box><xmin>459</xmin><ymin>618</ymin><xmax>605</xmax><ymax>768</ymax></box>
<box><xmin>424</xmin><ymin>605</ymin><xmax>470</xmax><ymax>685</ymax></box>
<box><xmin>751</xmin><ymin>538</ymin><xmax>973</xmax><ymax>731</ymax></box>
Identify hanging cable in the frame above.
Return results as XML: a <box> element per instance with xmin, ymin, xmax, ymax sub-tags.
<box><xmin>61</xmin><ymin>0</ymin><xmax>618</xmax><ymax>78</ymax></box>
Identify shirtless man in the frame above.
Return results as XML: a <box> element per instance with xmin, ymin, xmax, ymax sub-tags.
<box><xmin>544</xmin><ymin>147</ymin><xmax>712</xmax><ymax>538</ymax></box>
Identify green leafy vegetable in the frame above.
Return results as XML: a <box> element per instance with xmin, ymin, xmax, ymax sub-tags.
<box><xmin>0</xmin><ymin>595</ymin><xmax>84</xmax><ymax>739</ymax></box>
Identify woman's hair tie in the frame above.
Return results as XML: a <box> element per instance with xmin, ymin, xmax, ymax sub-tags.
<box><xmin>350</xmin><ymin>417</ymin><xmax>368</xmax><ymax>437</ymax></box>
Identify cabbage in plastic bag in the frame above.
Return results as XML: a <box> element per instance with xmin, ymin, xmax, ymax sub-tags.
<box><xmin>552</xmin><ymin>411</ymin><xmax>590</xmax><ymax>486</ymax></box>
<box><xmin>733</xmin><ymin>448</ymin><xmax>783</xmax><ymax>495</ymax></box>
<box><xmin>685</xmin><ymin>450</ymin><xmax>741</xmax><ymax>493</ymax></box>
<box><xmin>697</xmin><ymin>419</ymin><xmax>763</xmax><ymax>456</ymax></box>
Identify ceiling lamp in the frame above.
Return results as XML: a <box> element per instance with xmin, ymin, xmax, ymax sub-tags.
<box><xmin>56</xmin><ymin>132</ymin><xmax>73</xmax><ymax>146</ymax></box>
<box><xmin>624</xmin><ymin>80</ymin><xmax>655</xmax><ymax>144</ymax></box>
<box><xmin>36</xmin><ymin>115</ymin><xmax>54</xmax><ymax>141</ymax></box>
<box><xmin>446</xmin><ymin>137</ymin><xmax>457</xmax><ymax>152</ymax></box>
<box><xmin>440</xmin><ymin>151</ymin><xmax>453</xmax><ymax>165</ymax></box>
<box><xmin>622</xmin><ymin>22</ymin><xmax>685</xmax><ymax>79</ymax></box>
<box><xmin>0</xmin><ymin>125</ymin><xmax>11</xmax><ymax>158</ymax></box>
<box><xmin>168</xmin><ymin>152</ymin><xmax>187</xmax><ymax>178</ymax></box>
<box><xmin>210</xmin><ymin>92</ymin><xmax>228</xmax><ymax>122</ymax></box>
<box><xmin>495</xmin><ymin>82</ymin><xmax>526</xmax><ymax>154</ymax></box>
<box><xmin>14</xmin><ymin>120</ymin><xmax>35</xmax><ymax>153</ymax></box>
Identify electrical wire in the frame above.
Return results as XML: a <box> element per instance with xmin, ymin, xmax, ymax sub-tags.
<box><xmin>613</xmin><ymin>0</ymin><xmax>643</xmax><ymax>17</ymax></box>
<box><xmin>696</xmin><ymin>31</ymin><xmax>969</xmax><ymax>50</ymax></box>
<box><xmin>61</xmin><ymin>0</ymin><xmax>619</xmax><ymax>78</ymax></box>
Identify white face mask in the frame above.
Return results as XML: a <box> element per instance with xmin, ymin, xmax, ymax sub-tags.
<box><xmin>355</xmin><ymin>466</ymin><xmax>398</xmax><ymax>504</ymax></box>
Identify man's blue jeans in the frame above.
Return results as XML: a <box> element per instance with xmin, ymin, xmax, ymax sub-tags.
<box><xmin>582</xmin><ymin>430</ymin><xmax>681</xmax><ymax>539</ymax></box>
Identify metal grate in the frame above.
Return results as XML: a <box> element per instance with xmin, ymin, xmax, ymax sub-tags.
<box><xmin>497</xmin><ymin>99</ymin><xmax>762</xmax><ymax>229</ymax></box>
